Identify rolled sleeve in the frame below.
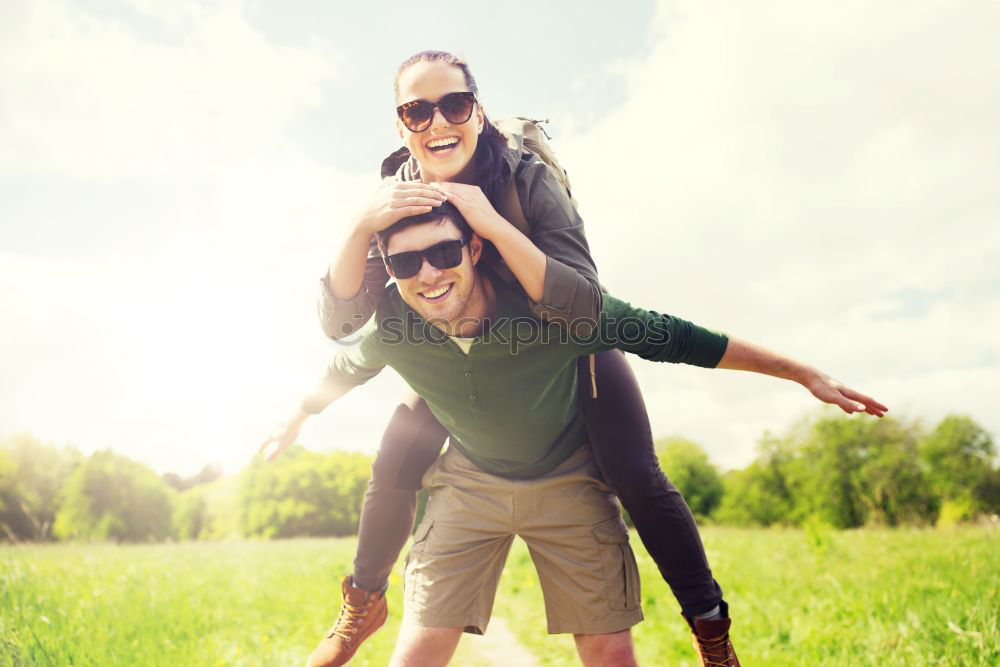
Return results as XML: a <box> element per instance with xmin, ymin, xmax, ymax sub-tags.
<box><xmin>518</xmin><ymin>160</ymin><xmax>604</xmax><ymax>327</ymax></box>
<box><xmin>532</xmin><ymin>255</ymin><xmax>602</xmax><ymax>333</ymax></box>
<box><xmin>326</xmin><ymin>349</ymin><xmax>384</xmax><ymax>387</ymax></box>
<box><xmin>321</xmin><ymin>319</ymin><xmax>386</xmax><ymax>393</ymax></box>
<box><xmin>317</xmin><ymin>256</ymin><xmax>390</xmax><ymax>340</ymax></box>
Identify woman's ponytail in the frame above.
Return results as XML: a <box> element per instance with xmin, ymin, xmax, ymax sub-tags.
<box><xmin>474</xmin><ymin>117</ymin><xmax>513</xmax><ymax>210</ymax></box>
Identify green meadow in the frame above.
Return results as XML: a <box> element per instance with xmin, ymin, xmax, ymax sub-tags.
<box><xmin>2</xmin><ymin>527</ymin><xmax>997</xmax><ymax>666</ymax></box>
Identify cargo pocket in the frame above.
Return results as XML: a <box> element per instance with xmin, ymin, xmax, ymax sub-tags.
<box><xmin>410</xmin><ymin>518</ymin><xmax>434</xmax><ymax>557</ymax></box>
<box><xmin>405</xmin><ymin>519</ymin><xmax>435</xmax><ymax>603</ymax></box>
<box><xmin>591</xmin><ymin>515</ymin><xmax>640</xmax><ymax>612</ymax></box>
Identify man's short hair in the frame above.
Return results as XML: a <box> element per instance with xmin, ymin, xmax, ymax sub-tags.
<box><xmin>376</xmin><ymin>201</ymin><xmax>473</xmax><ymax>257</ymax></box>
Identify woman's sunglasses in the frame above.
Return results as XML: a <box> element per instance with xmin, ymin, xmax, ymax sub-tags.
<box><xmin>396</xmin><ymin>92</ymin><xmax>477</xmax><ymax>133</ymax></box>
<box><xmin>386</xmin><ymin>237</ymin><xmax>470</xmax><ymax>279</ymax></box>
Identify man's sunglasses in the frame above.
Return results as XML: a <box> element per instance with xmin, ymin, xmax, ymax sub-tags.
<box><xmin>385</xmin><ymin>237</ymin><xmax>470</xmax><ymax>279</ymax></box>
<box><xmin>396</xmin><ymin>92</ymin><xmax>477</xmax><ymax>133</ymax></box>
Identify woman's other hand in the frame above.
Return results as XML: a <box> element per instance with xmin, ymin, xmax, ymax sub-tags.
<box><xmin>435</xmin><ymin>182</ymin><xmax>508</xmax><ymax>241</ymax></box>
<box><xmin>356</xmin><ymin>181</ymin><xmax>448</xmax><ymax>235</ymax></box>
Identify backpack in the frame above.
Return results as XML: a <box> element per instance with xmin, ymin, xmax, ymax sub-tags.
<box><xmin>491</xmin><ymin>117</ymin><xmax>577</xmax><ymax>236</ymax></box>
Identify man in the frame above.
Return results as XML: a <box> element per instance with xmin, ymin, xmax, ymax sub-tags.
<box><xmin>261</xmin><ymin>203</ymin><xmax>886</xmax><ymax>666</ymax></box>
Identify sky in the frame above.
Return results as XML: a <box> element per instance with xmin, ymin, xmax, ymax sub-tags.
<box><xmin>1</xmin><ymin>0</ymin><xmax>998</xmax><ymax>476</ymax></box>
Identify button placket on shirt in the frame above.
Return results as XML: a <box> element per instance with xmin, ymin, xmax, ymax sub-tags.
<box><xmin>461</xmin><ymin>343</ymin><xmax>482</xmax><ymax>418</ymax></box>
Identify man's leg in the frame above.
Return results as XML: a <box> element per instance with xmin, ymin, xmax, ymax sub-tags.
<box><xmin>398</xmin><ymin>446</ymin><xmax>516</xmax><ymax>661</ymax></box>
<box><xmin>388</xmin><ymin>624</ymin><xmax>462</xmax><ymax>667</ymax></box>
<box><xmin>574</xmin><ymin>630</ymin><xmax>638</xmax><ymax>667</ymax></box>
<box><xmin>517</xmin><ymin>446</ymin><xmax>644</xmax><ymax>638</ymax></box>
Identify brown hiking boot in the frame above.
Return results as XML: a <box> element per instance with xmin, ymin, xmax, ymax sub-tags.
<box><xmin>306</xmin><ymin>576</ymin><xmax>388</xmax><ymax>667</ymax></box>
<box><xmin>685</xmin><ymin>602</ymin><xmax>741</xmax><ymax>667</ymax></box>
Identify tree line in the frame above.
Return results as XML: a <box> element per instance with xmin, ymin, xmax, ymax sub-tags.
<box><xmin>1</xmin><ymin>412</ymin><xmax>996</xmax><ymax>543</ymax></box>
<box><xmin>660</xmin><ymin>412</ymin><xmax>998</xmax><ymax>528</ymax></box>
<box><xmin>0</xmin><ymin>440</ymin><xmax>371</xmax><ymax>543</ymax></box>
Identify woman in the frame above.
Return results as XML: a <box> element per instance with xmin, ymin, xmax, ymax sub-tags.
<box><xmin>307</xmin><ymin>50</ymin><xmax>736</xmax><ymax>667</ymax></box>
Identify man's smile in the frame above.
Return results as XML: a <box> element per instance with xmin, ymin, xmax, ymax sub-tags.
<box><xmin>418</xmin><ymin>283</ymin><xmax>454</xmax><ymax>302</ymax></box>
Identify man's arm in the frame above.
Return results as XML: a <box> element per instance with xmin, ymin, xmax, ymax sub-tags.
<box><xmin>592</xmin><ymin>294</ymin><xmax>888</xmax><ymax>417</ymax></box>
<box><xmin>259</xmin><ymin>320</ymin><xmax>388</xmax><ymax>461</ymax></box>
<box><xmin>716</xmin><ymin>337</ymin><xmax>888</xmax><ymax>417</ymax></box>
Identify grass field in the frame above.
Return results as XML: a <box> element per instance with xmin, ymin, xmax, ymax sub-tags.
<box><xmin>2</xmin><ymin>527</ymin><xmax>997</xmax><ymax>666</ymax></box>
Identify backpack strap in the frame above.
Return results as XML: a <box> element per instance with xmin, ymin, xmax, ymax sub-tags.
<box><xmin>500</xmin><ymin>176</ymin><xmax>530</xmax><ymax>237</ymax></box>
<box><xmin>589</xmin><ymin>352</ymin><xmax>598</xmax><ymax>399</ymax></box>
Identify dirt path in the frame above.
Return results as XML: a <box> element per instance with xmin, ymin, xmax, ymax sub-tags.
<box><xmin>451</xmin><ymin>616</ymin><xmax>539</xmax><ymax>666</ymax></box>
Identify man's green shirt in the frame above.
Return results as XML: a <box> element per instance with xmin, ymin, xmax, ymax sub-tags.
<box><xmin>323</xmin><ymin>274</ymin><xmax>728</xmax><ymax>478</ymax></box>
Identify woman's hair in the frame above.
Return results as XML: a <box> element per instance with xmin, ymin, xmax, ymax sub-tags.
<box><xmin>394</xmin><ymin>50</ymin><xmax>512</xmax><ymax>208</ymax></box>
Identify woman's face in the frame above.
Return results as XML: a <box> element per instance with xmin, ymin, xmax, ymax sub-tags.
<box><xmin>396</xmin><ymin>61</ymin><xmax>484</xmax><ymax>183</ymax></box>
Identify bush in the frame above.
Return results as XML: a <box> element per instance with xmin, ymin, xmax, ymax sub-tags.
<box><xmin>0</xmin><ymin>435</ymin><xmax>81</xmax><ymax>541</ymax></box>
<box><xmin>920</xmin><ymin>415</ymin><xmax>996</xmax><ymax>517</ymax></box>
<box><xmin>655</xmin><ymin>438</ymin><xmax>724</xmax><ymax>519</ymax></box>
<box><xmin>715</xmin><ymin>413</ymin><xmax>945</xmax><ymax>528</ymax></box>
<box><xmin>239</xmin><ymin>447</ymin><xmax>371</xmax><ymax>538</ymax></box>
<box><xmin>53</xmin><ymin>450</ymin><xmax>175</xmax><ymax>542</ymax></box>
<box><xmin>173</xmin><ymin>486</ymin><xmax>208</xmax><ymax>540</ymax></box>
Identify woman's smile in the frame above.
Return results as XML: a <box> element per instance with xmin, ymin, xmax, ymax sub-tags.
<box><xmin>425</xmin><ymin>135</ymin><xmax>461</xmax><ymax>157</ymax></box>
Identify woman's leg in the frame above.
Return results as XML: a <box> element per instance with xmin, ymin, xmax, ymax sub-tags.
<box><xmin>577</xmin><ymin>350</ymin><xmax>724</xmax><ymax>618</ymax></box>
<box><xmin>353</xmin><ymin>391</ymin><xmax>450</xmax><ymax>590</ymax></box>
<box><xmin>308</xmin><ymin>393</ymin><xmax>450</xmax><ymax>667</ymax></box>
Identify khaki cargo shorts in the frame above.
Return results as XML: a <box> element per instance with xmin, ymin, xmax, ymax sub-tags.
<box><xmin>403</xmin><ymin>444</ymin><xmax>643</xmax><ymax>635</ymax></box>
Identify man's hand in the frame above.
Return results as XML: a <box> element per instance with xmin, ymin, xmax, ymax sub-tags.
<box><xmin>717</xmin><ymin>337</ymin><xmax>888</xmax><ymax>417</ymax></box>
<box><xmin>803</xmin><ymin>372</ymin><xmax>888</xmax><ymax>417</ymax></box>
<box><xmin>258</xmin><ymin>412</ymin><xmax>307</xmax><ymax>462</ymax></box>
<box><xmin>356</xmin><ymin>181</ymin><xmax>448</xmax><ymax>236</ymax></box>
<box><xmin>435</xmin><ymin>182</ymin><xmax>507</xmax><ymax>240</ymax></box>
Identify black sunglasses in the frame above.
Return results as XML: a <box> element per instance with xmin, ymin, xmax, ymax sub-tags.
<box><xmin>386</xmin><ymin>237</ymin><xmax>470</xmax><ymax>279</ymax></box>
<box><xmin>396</xmin><ymin>92</ymin><xmax>477</xmax><ymax>133</ymax></box>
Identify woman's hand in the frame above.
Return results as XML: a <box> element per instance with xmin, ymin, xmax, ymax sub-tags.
<box><xmin>356</xmin><ymin>182</ymin><xmax>448</xmax><ymax>236</ymax></box>
<box><xmin>258</xmin><ymin>412</ymin><xmax>307</xmax><ymax>462</ymax></box>
<box><xmin>435</xmin><ymin>182</ymin><xmax>508</xmax><ymax>241</ymax></box>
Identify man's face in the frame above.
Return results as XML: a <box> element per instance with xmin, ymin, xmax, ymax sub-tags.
<box><xmin>385</xmin><ymin>219</ymin><xmax>483</xmax><ymax>328</ymax></box>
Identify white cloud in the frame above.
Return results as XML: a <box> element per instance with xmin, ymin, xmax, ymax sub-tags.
<box><xmin>0</xmin><ymin>0</ymin><xmax>339</xmax><ymax>180</ymax></box>
<box><xmin>558</xmin><ymin>0</ymin><xmax>1000</xmax><ymax>465</ymax></box>
<box><xmin>2</xmin><ymin>0</ymin><xmax>998</xmax><ymax>476</ymax></box>
<box><xmin>0</xmin><ymin>0</ymin><xmax>374</xmax><ymax>474</ymax></box>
